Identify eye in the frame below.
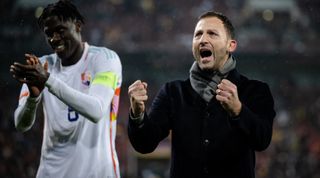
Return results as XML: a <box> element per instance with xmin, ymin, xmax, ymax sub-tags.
<box><xmin>208</xmin><ymin>31</ymin><xmax>218</xmax><ymax>36</ymax></box>
<box><xmin>194</xmin><ymin>31</ymin><xmax>202</xmax><ymax>38</ymax></box>
<box><xmin>58</xmin><ymin>28</ymin><xmax>65</xmax><ymax>34</ymax></box>
<box><xmin>45</xmin><ymin>31</ymin><xmax>53</xmax><ymax>38</ymax></box>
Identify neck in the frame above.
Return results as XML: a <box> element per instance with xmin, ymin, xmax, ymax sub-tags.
<box><xmin>62</xmin><ymin>42</ymin><xmax>84</xmax><ymax>66</ymax></box>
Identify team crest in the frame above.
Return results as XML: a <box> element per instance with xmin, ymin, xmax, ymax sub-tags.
<box><xmin>81</xmin><ymin>71</ymin><xmax>91</xmax><ymax>86</ymax></box>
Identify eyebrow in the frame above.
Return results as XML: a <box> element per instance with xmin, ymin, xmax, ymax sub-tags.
<box><xmin>44</xmin><ymin>25</ymin><xmax>66</xmax><ymax>34</ymax></box>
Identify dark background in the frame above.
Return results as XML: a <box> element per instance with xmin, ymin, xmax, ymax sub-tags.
<box><xmin>1</xmin><ymin>0</ymin><xmax>320</xmax><ymax>177</ymax></box>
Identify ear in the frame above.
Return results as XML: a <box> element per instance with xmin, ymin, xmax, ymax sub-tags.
<box><xmin>228</xmin><ymin>40</ymin><xmax>237</xmax><ymax>52</ymax></box>
<box><xmin>75</xmin><ymin>21</ymin><xmax>82</xmax><ymax>32</ymax></box>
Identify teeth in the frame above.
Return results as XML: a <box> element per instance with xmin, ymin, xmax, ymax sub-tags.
<box><xmin>56</xmin><ymin>45</ymin><xmax>64</xmax><ymax>51</ymax></box>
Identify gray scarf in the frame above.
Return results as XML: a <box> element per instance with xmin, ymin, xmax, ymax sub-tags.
<box><xmin>189</xmin><ymin>56</ymin><xmax>236</xmax><ymax>102</ymax></box>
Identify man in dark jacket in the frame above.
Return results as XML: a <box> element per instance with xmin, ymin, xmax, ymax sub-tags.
<box><xmin>127</xmin><ymin>11</ymin><xmax>275</xmax><ymax>178</ymax></box>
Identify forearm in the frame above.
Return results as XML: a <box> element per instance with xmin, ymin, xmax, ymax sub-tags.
<box><xmin>231</xmin><ymin>104</ymin><xmax>274</xmax><ymax>151</ymax></box>
<box><xmin>45</xmin><ymin>75</ymin><xmax>112</xmax><ymax>123</ymax></box>
<box><xmin>128</xmin><ymin>113</ymin><xmax>162</xmax><ymax>153</ymax></box>
<box><xmin>128</xmin><ymin>108</ymin><xmax>171</xmax><ymax>153</ymax></box>
<box><xmin>14</xmin><ymin>95</ymin><xmax>41</xmax><ymax>132</ymax></box>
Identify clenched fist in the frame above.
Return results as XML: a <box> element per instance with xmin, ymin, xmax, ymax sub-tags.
<box><xmin>128</xmin><ymin>80</ymin><xmax>148</xmax><ymax>117</ymax></box>
<box><xmin>216</xmin><ymin>79</ymin><xmax>242</xmax><ymax>117</ymax></box>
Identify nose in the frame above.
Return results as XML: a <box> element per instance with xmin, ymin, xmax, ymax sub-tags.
<box><xmin>49</xmin><ymin>32</ymin><xmax>61</xmax><ymax>43</ymax></box>
<box><xmin>199</xmin><ymin>34</ymin><xmax>209</xmax><ymax>45</ymax></box>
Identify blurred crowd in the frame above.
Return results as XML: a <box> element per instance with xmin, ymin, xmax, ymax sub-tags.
<box><xmin>256</xmin><ymin>78</ymin><xmax>320</xmax><ymax>178</ymax></box>
<box><xmin>1</xmin><ymin>0</ymin><xmax>320</xmax><ymax>178</ymax></box>
<box><xmin>1</xmin><ymin>0</ymin><xmax>320</xmax><ymax>54</ymax></box>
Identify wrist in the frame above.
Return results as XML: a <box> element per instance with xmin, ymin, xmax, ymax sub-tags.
<box><xmin>45</xmin><ymin>72</ymin><xmax>50</xmax><ymax>82</ymax></box>
<box><xmin>230</xmin><ymin>102</ymin><xmax>242</xmax><ymax>117</ymax></box>
<box><xmin>27</xmin><ymin>94</ymin><xmax>41</xmax><ymax>103</ymax></box>
<box><xmin>132</xmin><ymin>109</ymin><xmax>143</xmax><ymax>118</ymax></box>
<box><xmin>232</xmin><ymin>102</ymin><xmax>242</xmax><ymax>117</ymax></box>
<box><xmin>130</xmin><ymin>109</ymin><xmax>144</xmax><ymax>124</ymax></box>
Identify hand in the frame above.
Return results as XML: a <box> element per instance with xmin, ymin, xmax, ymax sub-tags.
<box><xmin>26</xmin><ymin>54</ymin><xmax>49</xmax><ymax>97</ymax></box>
<box><xmin>216</xmin><ymin>79</ymin><xmax>242</xmax><ymax>117</ymax></box>
<box><xmin>128</xmin><ymin>80</ymin><xmax>148</xmax><ymax>117</ymax></box>
<box><xmin>10</xmin><ymin>54</ymin><xmax>49</xmax><ymax>97</ymax></box>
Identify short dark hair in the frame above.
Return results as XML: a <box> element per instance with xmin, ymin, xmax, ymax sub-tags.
<box><xmin>198</xmin><ymin>11</ymin><xmax>235</xmax><ymax>39</ymax></box>
<box><xmin>38</xmin><ymin>0</ymin><xmax>85</xmax><ymax>30</ymax></box>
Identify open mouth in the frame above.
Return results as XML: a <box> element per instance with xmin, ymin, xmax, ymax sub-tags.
<box><xmin>200</xmin><ymin>49</ymin><xmax>212</xmax><ymax>58</ymax></box>
<box><xmin>53</xmin><ymin>44</ymin><xmax>65</xmax><ymax>52</ymax></box>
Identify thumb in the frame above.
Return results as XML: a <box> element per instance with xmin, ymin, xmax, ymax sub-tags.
<box><xmin>142</xmin><ymin>82</ymin><xmax>148</xmax><ymax>89</ymax></box>
<box><xmin>44</xmin><ymin>60</ymin><xmax>48</xmax><ymax>71</ymax></box>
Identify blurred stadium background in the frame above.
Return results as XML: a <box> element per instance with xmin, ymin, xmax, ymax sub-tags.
<box><xmin>1</xmin><ymin>0</ymin><xmax>320</xmax><ymax>177</ymax></box>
